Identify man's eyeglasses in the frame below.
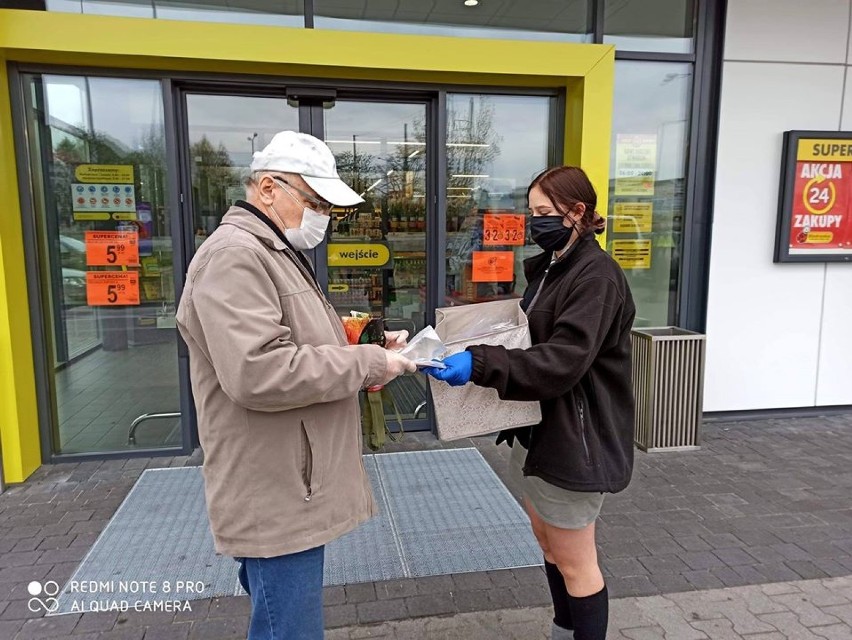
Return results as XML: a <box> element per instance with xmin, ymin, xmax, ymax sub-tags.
<box><xmin>271</xmin><ymin>176</ymin><xmax>333</xmax><ymax>215</ymax></box>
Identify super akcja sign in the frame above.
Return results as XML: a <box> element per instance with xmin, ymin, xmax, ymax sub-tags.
<box><xmin>775</xmin><ymin>131</ymin><xmax>852</xmax><ymax>263</ymax></box>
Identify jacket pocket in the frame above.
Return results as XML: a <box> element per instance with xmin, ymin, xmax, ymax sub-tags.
<box><xmin>577</xmin><ymin>397</ymin><xmax>592</xmax><ymax>466</ymax></box>
<box><xmin>300</xmin><ymin>419</ymin><xmax>325</xmax><ymax>501</ymax></box>
<box><xmin>300</xmin><ymin>421</ymin><xmax>314</xmax><ymax>502</ymax></box>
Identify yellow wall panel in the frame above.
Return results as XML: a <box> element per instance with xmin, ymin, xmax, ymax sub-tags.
<box><xmin>0</xmin><ymin>56</ymin><xmax>41</xmax><ymax>484</ymax></box>
<box><xmin>0</xmin><ymin>10</ymin><xmax>607</xmax><ymax>79</ymax></box>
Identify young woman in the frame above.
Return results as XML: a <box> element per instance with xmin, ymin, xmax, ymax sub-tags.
<box><xmin>424</xmin><ymin>166</ymin><xmax>636</xmax><ymax>640</ymax></box>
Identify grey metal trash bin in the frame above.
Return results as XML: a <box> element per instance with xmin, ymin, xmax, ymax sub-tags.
<box><xmin>631</xmin><ymin>327</ymin><xmax>706</xmax><ymax>452</ymax></box>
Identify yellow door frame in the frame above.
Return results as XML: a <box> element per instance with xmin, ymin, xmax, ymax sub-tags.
<box><xmin>0</xmin><ymin>9</ymin><xmax>614</xmax><ymax>483</ymax></box>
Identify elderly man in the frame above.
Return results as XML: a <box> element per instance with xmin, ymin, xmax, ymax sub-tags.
<box><xmin>176</xmin><ymin>131</ymin><xmax>415</xmax><ymax>639</ymax></box>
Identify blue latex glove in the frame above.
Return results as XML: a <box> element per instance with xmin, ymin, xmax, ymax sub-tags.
<box><xmin>422</xmin><ymin>351</ymin><xmax>473</xmax><ymax>386</ymax></box>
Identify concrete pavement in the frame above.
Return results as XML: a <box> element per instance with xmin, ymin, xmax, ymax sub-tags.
<box><xmin>327</xmin><ymin>576</ymin><xmax>852</xmax><ymax>639</ymax></box>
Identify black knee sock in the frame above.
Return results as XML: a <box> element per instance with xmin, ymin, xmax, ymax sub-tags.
<box><xmin>566</xmin><ymin>584</ymin><xmax>608</xmax><ymax>640</ymax></box>
<box><xmin>544</xmin><ymin>560</ymin><xmax>573</xmax><ymax>630</ymax></box>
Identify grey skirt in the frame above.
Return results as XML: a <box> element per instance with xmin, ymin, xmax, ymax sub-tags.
<box><xmin>509</xmin><ymin>442</ymin><xmax>604</xmax><ymax>530</ymax></box>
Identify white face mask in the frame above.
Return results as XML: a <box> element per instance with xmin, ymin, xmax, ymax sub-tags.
<box><xmin>268</xmin><ymin>181</ymin><xmax>331</xmax><ymax>251</ymax></box>
<box><xmin>283</xmin><ymin>206</ymin><xmax>330</xmax><ymax>251</ymax></box>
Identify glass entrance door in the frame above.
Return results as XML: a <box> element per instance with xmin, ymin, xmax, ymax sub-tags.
<box><xmin>180</xmin><ymin>93</ymin><xmax>432</xmax><ymax>429</ymax></box>
<box><xmin>323</xmin><ymin>100</ymin><xmax>431</xmax><ymax>426</ymax></box>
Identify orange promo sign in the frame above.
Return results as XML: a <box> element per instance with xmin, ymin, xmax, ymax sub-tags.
<box><xmin>471</xmin><ymin>251</ymin><xmax>514</xmax><ymax>282</ymax></box>
<box><xmin>85</xmin><ymin>231</ymin><xmax>139</xmax><ymax>266</ymax></box>
<box><xmin>86</xmin><ymin>272</ymin><xmax>140</xmax><ymax>306</ymax></box>
<box><xmin>483</xmin><ymin>213</ymin><xmax>526</xmax><ymax>246</ymax></box>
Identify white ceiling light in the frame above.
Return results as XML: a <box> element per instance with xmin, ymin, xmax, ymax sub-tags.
<box><xmin>464</xmin><ymin>0</ymin><xmax>479</xmax><ymax>6</ymax></box>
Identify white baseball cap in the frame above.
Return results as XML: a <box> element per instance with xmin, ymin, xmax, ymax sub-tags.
<box><xmin>250</xmin><ymin>131</ymin><xmax>364</xmax><ymax>207</ymax></box>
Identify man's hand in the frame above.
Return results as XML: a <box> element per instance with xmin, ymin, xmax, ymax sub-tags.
<box><xmin>384</xmin><ymin>330</ymin><xmax>409</xmax><ymax>351</ymax></box>
<box><xmin>379</xmin><ymin>350</ymin><xmax>416</xmax><ymax>385</ymax></box>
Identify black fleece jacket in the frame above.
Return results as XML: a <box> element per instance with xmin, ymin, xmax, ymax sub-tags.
<box><xmin>467</xmin><ymin>233</ymin><xmax>636</xmax><ymax>493</ymax></box>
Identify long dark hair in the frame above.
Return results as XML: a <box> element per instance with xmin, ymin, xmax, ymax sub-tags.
<box><xmin>528</xmin><ymin>166</ymin><xmax>606</xmax><ymax>235</ymax></box>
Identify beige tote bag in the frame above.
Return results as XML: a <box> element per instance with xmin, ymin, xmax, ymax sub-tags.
<box><xmin>429</xmin><ymin>299</ymin><xmax>542</xmax><ymax>441</ymax></box>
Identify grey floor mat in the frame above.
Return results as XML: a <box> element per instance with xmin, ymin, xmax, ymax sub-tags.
<box><xmin>319</xmin><ymin>456</ymin><xmax>407</xmax><ymax>586</ymax></box>
<box><xmin>52</xmin><ymin>448</ymin><xmax>540</xmax><ymax>615</ymax></box>
<box><xmin>380</xmin><ymin>449</ymin><xmax>541</xmax><ymax>577</ymax></box>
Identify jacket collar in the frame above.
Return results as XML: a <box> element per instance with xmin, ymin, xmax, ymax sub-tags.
<box><xmin>220</xmin><ymin>201</ymin><xmax>288</xmax><ymax>252</ymax></box>
<box><xmin>523</xmin><ymin>231</ymin><xmax>599</xmax><ymax>280</ymax></box>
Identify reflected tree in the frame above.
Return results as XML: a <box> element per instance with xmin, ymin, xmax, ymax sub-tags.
<box><xmin>190</xmin><ymin>135</ymin><xmax>239</xmax><ymax>219</ymax></box>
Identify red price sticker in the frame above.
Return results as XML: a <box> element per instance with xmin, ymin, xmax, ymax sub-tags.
<box><xmin>86</xmin><ymin>272</ymin><xmax>140</xmax><ymax>306</ymax></box>
<box><xmin>483</xmin><ymin>214</ymin><xmax>526</xmax><ymax>246</ymax></box>
<box><xmin>85</xmin><ymin>231</ymin><xmax>139</xmax><ymax>266</ymax></box>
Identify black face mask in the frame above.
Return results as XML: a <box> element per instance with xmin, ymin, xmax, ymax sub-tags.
<box><xmin>530</xmin><ymin>216</ymin><xmax>576</xmax><ymax>253</ymax></box>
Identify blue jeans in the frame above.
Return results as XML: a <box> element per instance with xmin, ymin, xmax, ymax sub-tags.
<box><xmin>236</xmin><ymin>546</ymin><xmax>325</xmax><ymax>640</ymax></box>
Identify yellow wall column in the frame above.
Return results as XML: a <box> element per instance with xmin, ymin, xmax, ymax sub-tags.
<box><xmin>564</xmin><ymin>48</ymin><xmax>616</xmax><ymax>248</ymax></box>
<box><xmin>0</xmin><ymin>58</ymin><xmax>42</xmax><ymax>484</ymax></box>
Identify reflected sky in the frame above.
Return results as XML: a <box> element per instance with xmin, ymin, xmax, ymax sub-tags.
<box><xmin>43</xmin><ymin>68</ymin><xmax>686</xmax><ymax>191</ymax></box>
<box><xmin>187</xmin><ymin>95</ymin><xmax>300</xmax><ymax>169</ymax></box>
<box><xmin>611</xmin><ymin>61</ymin><xmax>692</xmax><ymax>181</ymax></box>
<box><xmin>184</xmin><ymin>93</ymin><xmax>552</xmax><ymax>193</ymax></box>
<box><xmin>45</xmin><ymin>76</ymin><xmax>164</xmax><ymax>150</ymax></box>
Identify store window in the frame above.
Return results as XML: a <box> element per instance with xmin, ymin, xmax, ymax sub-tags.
<box><xmin>45</xmin><ymin>0</ymin><xmax>305</xmax><ymax>26</ymax></box>
<box><xmin>607</xmin><ymin>61</ymin><xmax>692</xmax><ymax>326</ymax></box>
<box><xmin>445</xmin><ymin>94</ymin><xmax>553</xmax><ymax>305</ymax></box>
<box><xmin>23</xmin><ymin>74</ymin><xmax>181</xmax><ymax>454</ymax></box>
<box><xmin>603</xmin><ymin>0</ymin><xmax>695</xmax><ymax>54</ymax></box>
<box><xmin>314</xmin><ymin>0</ymin><xmax>591</xmax><ymax>42</ymax></box>
<box><xmin>185</xmin><ymin>94</ymin><xmax>300</xmax><ymax>249</ymax></box>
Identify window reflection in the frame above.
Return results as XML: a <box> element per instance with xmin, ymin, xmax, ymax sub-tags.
<box><xmin>603</xmin><ymin>0</ymin><xmax>695</xmax><ymax>54</ymax></box>
<box><xmin>315</xmin><ymin>0</ymin><xmax>591</xmax><ymax>42</ymax></box>
<box><xmin>607</xmin><ymin>61</ymin><xmax>692</xmax><ymax>326</ymax></box>
<box><xmin>185</xmin><ymin>94</ymin><xmax>299</xmax><ymax>245</ymax></box>
<box><xmin>445</xmin><ymin>94</ymin><xmax>551</xmax><ymax>306</ymax></box>
<box><xmin>46</xmin><ymin>0</ymin><xmax>305</xmax><ymax>26</ymax></box>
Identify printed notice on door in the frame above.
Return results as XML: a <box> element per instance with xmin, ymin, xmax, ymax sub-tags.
<box><xmin>72</xmin><ymin>164</ymin><xmax>136</xmax><ymax>221</ymax></box>
<box><xmin>615</xmin><ymin>134</ymin><xmax>657</xmax><ymax>197</ymax></box>
<box><xmin>471</xmin><ymin>251</ymin><xmax>514</xmax><ymax>282</ymax></box>
<box><xmin>613</xmin><ymin>203</ymin><xmax>653</xmax><ymax>233</ymax></box>
<box><xmin>86</xmin><ymin>272</ymin><xmax>140</xmax><ymax>306</ymax></box>
<box><xmin>85</xmin><ymin>231</ymin><xmax>139</xmax><ymax>267</ymax></box>
<box><xmin>612</xmin><ymin>240</ymin><xmax>652</xmax><ymax>270</ymax></box>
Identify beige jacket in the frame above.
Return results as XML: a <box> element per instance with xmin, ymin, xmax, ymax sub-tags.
<box><xmin>176</xmin><ymin>204</ymin><xmax>387</xmax><ymax>558</ymax></box>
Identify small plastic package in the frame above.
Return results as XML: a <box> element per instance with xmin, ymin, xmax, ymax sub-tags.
<box><xmin>399</xmin><ymin>326</ymin><xmax>447</xmax><ymax>369</ymax></box>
